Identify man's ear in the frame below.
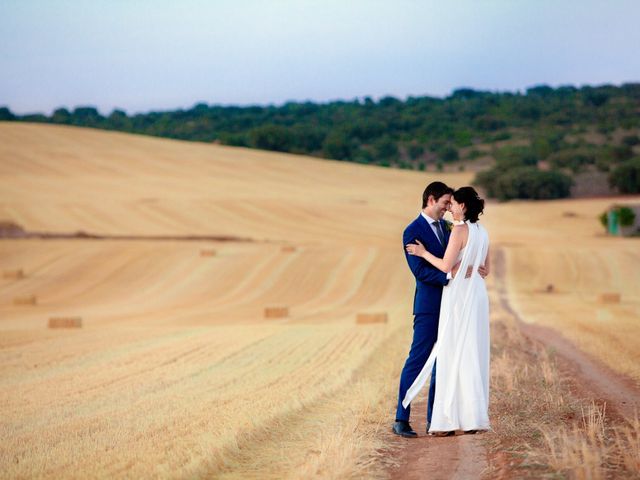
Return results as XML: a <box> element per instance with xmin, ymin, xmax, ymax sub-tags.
<box><xmin>427</xmin><ymin>195</ymin><xmax>435</xmax><ymax>206</ymax></box>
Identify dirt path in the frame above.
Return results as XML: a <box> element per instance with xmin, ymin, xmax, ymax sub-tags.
<box><xmin>385</xmin><ymin>396</ymin><xmax>488</xmax><ymax>479</ymax></box>
<box><xmin>493</xmin><ymin>248</ymin><xmax>640</xmax><ymax>421</ymax></box>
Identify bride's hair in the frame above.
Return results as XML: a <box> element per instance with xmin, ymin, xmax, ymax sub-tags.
<box><xmin>453</xmin><ymin>186</ymin><xmax>484</xmax><ymax>222</ymax></box>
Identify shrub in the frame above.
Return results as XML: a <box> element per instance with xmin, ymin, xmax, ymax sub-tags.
<box><xmin>373</xmin><ymin>136</ymin><xmax>399</xmax><ymax>162</ymax></box>
<box><xmin>322</xmin><ymin>130</ymin><xmax>353</xmax><ymax>160</ymax></box>
<box><xmin>495</xmin><ymin>146</ymin><xmax>538</xmax><ymax>168</ymax></box>
<box><xmin>599</xmin><ymin>211</ymin><xmax>608</xmax><ymax>229</ymax></box>
<box><xmin>249</xmin><ymin>124</ymin><xmax>293</xmax><ymax>152</ymax></box>
<box><xmin>618</xmin><ymin>206</ymin><xmax>636</xmax><ymax>226</ymax></box>
<box><xmin>467</xmin><ymin>149</ymin><xmax>483</xmax><ymax>160</ymax></box>
<box><xmin>547</xmin><ymin>150</ymin><xmax>595</xmax><ymax>172</ymax></box>
<box><xmin>609</xmin><ymin>158</ymin><xmax>640</xmax><ymax>193</ymax></box>
<box><xmin>621</xmin><ymin>134</ymin><xmax>639</xmax><ymax>147</ymax></box>
<box><xmin>436</xmin><ymin>145</ymin><xmax>459</xmax><ymax>162</ymax></box>
<box><xmin>407</xmin><ymin>142</ymin><xmax>425</xmax><ymax>160</ymax></box>
<box><xmin>475</xmin><ymin>167</ymin><xmax>572</xmax><ymax>201</ymax></box>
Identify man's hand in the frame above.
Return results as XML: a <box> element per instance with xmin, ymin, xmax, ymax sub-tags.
<box><xmin>453</xmin><ymin>262</ymin><xmax>489</xmax><ymax>279</ymax></box>
<box><xmin>478</xmin><ymin>265</ymin><xmax>489</xmax><ymax>278</ymax></box>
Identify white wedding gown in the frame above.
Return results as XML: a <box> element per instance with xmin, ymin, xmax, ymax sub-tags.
<box><xmin>402</xmin><ymin>221</ymin><xmax>490</xmax><ymax>432</ymax></box>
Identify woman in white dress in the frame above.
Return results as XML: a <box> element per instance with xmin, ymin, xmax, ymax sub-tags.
<box><xmin>403</xmin><ymin>186</ymin><xmax>490</xmax><ymax>435</ymax></box>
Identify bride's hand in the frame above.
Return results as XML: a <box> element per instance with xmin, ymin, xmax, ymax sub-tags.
<box><xmin>406</xmin><ymin>240</ymin><xmax>427</xmax><ymax>258</ymax></box>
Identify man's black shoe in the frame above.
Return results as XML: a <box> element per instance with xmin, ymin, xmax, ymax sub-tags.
<box><xmin>392</xmin><ymin>420</ymin><xmax>418</xmax><ymax>438</ymax></box>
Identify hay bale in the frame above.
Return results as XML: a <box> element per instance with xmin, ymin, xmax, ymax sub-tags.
<box><xmin>48</xmin><ymin>317</ymin><xmax>82</xmax><ymax>328</ymax></box>
<box><xmin>356</xmin><ymin>312</ymin><xmax>388</xmax><ymax>324</ymax></box>
<box><xmin>13</xmin><ymin>295</ymin><xmax>37</xmax><ymax>305</ymax></box>
<box><xmin>3</xmin><ymin>269</ymin><xmax>24</xmax><ymax>279</ymax></box>
<box><xmin>562</xmin><ymin>211</ymin><xmax>577</xmax><ymax>218</ymax></box>
<box><xmin>545</xmin><ymin>284</ymin><xmax>555</xmax><ymax>293</ymax></box>
<box><xmin>598</xmin><ymin>293</ymin><xmax>620</xmax><ymax>304</ymax></box>
<box><xmin>200</xmin><ymin>249</ymin><xmax>217</xmax><ymax>257</ymax></box>
<box><xmin>264</xmin><ymin>306</ymin><xmax>289</xmax><ymax>318</ymax></box>
<box><xmin>281</xmin><ymin>246</ymin><xmax>296</xmax><ymax>253</ymax></box>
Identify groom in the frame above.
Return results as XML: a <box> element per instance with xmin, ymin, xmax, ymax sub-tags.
<box><xmin>392</xmin><ymin>181</ymin><xmax>454</xmax><ymax>438</ymax></box>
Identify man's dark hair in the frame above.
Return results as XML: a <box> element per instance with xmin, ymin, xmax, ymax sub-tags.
<box><xmin>422</xmin><ymin>181</ymin><xmax>454</xmax><ymax>208</ymax></box>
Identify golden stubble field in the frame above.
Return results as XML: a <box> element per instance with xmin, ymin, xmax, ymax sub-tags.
<box><xmin>1</xmin><ymin>123</ymin><xmax>638</xmax><ymax>478</ymax></box>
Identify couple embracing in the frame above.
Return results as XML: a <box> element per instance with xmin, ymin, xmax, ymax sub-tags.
<box><xmin>393</xmin><ymin>181</ymin><xmax>491</xmax><ymax>438</ymax></box>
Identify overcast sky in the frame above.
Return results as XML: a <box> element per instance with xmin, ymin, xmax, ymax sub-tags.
<box><xmin>1</xmin><ymin>0</ymin><xmax>639</xmax><ymax>115</ymax></box>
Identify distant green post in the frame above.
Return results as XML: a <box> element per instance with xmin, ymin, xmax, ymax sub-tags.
<box><xmin>608</xmin><ymin>209</ymin><xmax>619</xmax><ymax>235</ymax></box>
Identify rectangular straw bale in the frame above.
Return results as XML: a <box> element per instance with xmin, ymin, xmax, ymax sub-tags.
<box><xmin>3</xmin><ymin>269</ymin><xmax>24</xmax><ymax>279</ymax></box>
<box><xmin>356</xmin><ymin>312</ymin><xmax>388</xmax><ymax>324</ymax></box>
<box><xmin>48</xmin><ymin>317</ymin><xmax>82</xmax><ymax>328</ymax></box>
<box><xmin>13</xmin><ymin>295</ymin><xmax>37</xmax><ymax>305</ymax></box>
<box><xmin>200</xmin><ymin>249</ymin><xmax>217</xmax><ymax>257</ymax></box>
<box><xmin>264</xmin><ymin>306</ymin><xmax>289</xmax><ymax>318</ymax></box>
<box><xmin>598</xmin><ymin>293</ymin><xmax>620</xmax><ymax>304</ymax></box>
<box><xmin>281</xmin><ymin>246</ymin><xmax>296</xmax><ymax>253</ymax></box>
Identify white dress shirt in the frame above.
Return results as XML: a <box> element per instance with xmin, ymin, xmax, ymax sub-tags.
<box><xmin>420</xmin><ymin>211</ymin><xmax>452</xmax><ymax>280</ymax></box>
<box><xmin>421</xmin><ymin>211</ymin><xmax>444</xmax><ymax>239</ymax></box>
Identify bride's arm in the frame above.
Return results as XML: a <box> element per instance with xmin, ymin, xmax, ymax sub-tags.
<box><xmin>406</xmin><ymin>227</ymin><xmax>463</xmax><ymax>273</ymax></box>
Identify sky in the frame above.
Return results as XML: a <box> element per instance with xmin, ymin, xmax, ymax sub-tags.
<box><xmin>1</xmin><ymin>0</ymin><xmax>640</xmax><ymax>115</ymax></box>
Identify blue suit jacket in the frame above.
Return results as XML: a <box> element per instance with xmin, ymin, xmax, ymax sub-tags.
<box><xmin>403</xmin><ymin>214</ymin><xmax>450</xmax><ymax>315</ymax></box>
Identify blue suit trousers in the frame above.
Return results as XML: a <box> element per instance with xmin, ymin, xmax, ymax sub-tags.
<box><xmin>395</xmin><ymin>313</ymin><xmax>438</xmax><ymax>423</ymax></box>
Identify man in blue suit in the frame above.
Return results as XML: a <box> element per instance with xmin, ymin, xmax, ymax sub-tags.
<box><xmin>392</xmin><ymin>181</ymin><xmax>455</xmax><ymax>438</ymax></box>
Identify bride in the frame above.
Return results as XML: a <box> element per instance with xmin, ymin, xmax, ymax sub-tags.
<box><xmin>403</xmin><ymin>186</ymin><xmax>490</xmax><ymax>435</ymax></box>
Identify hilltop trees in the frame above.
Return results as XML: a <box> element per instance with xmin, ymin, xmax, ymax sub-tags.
<box><xmin>2</xmin><ymin>82</ymin><xmax>639</xmax><ymax>200</ymax></box>
<box><xmin>476</xmin><ymin>167</ymin><xmax>573</xmax><ymax>201</ymax></box>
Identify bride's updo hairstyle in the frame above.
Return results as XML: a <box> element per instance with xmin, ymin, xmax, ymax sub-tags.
<box><xmin>453</xmin><ymin>186</ymin><xmax>485</xmax><ymax>223</ymax></box>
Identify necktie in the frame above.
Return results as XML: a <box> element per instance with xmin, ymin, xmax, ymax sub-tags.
<box><xmin>433</xmin><ymin>221</ymin><xmax>446</xmax><ymax>249</ymax></box>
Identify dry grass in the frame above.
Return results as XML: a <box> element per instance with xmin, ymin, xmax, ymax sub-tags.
<box><xmin>0</xmin><ymin>322</ymin><xmax>406</xmax><ymax>478</ymax></box>
<box><xmin>486</xmin><ymin>267</ymin><xmax>640</xmax><ymax>479</ymax></box>
<box><xmin>355</xmin><ymin>312</ymin><xmax>388</xmax><ymax>324</ymax></box>
<box><xmin>538</xmin><ymin>404</ymin><xmax>640</xmax><ymax>479</ymax></box>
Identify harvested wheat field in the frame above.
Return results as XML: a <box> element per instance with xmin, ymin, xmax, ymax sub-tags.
<box><xmin>1</xmin><ymin>123</ymin><xmax>639</xmax><ymax>478</ymax></box>
<box><xmin>488</xmin><ymin>199</ymin><xmax>640</xmax><ymax>384</ymax></box>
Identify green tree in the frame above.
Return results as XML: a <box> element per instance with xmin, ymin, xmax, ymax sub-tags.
<box><xmin>51</xmin><ymin>108</ymin><xmax>72</xmax><ymax>124</ymax></box>
<box><xmin>0</xmin><ymin>107</ymin><xmax>15</xmax><ymax>121</ymax></box>
<box><xmin>436</xmin><ymin>145</ymin><xmax>459</xmax><ymax>162</ymax></box>
<box><xmin>322</xmin><ymin>130</ymin><xmax>353</xmax><ymax>160</ymax></box>
<box><xmin>495</xmin><ymin>146</ymin><xmax>538</xmax><ymax>168</ymax></box>
<box><xmin>547</xmin><ymin>150</ymin><xmax>595</xmax><ymax>173</ymax></box>
<box><xmin>621</xmin><ymin>134</ymin><xmax>639</xmax><ymax>147</ymax></box>
<box><xmin>249</xmin><ymin>124</ymin><xmax>293</xmax><ymax>152</ymax></box>
<box><xmin>373</xmin><ymin>135</ymin><xmax>398</xmax><ymax>161</ymax></box>
<box><xmin>407</xmin><ymin>142</ymin><xmax>425</xmax><ymax>160</ymax></box>
<box><xmin>475</xmin><ymin>167</ymin><xmax>572</xmax><ymax>200</ymax></box>
<box><xmin>609</xmin><ymin>158</ymin><xmax>640</xmax><ymax>193</ymax></box>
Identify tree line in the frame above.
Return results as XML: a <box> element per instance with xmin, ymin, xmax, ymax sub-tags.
<box><xmin>1</xmin><ymin>83</ymin><xmax>639</xmax><ymax>199</ymax></box>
